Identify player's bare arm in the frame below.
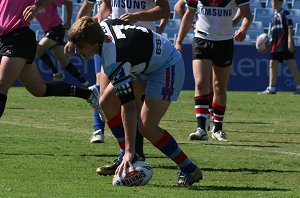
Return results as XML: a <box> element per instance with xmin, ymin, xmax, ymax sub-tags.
<box><xmin>234</xmin><ymin>4</ymin><xmax>253</xmax><ymax>42</ymax></box>
<box><xmin>119</xmin><ymin>0</ymin><xmax>170</xmax><ymax>23</ymax></box>
<box><xmin>23</xmin><ymin>0</ymin><xmax>54</xmax><ymax>21</ymax></box>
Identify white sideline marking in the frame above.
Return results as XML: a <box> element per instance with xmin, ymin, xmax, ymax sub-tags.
<box><xmin>1</xmin><ymin>121</ymin><xmax>75</xmax><ymax>132</ymax></box>
<box><xmin>1</xmin><ymin>120</ymin><xmax>114</xmax><ymax>136</ymax></box>
<box><xmin>2</xmin><ymin>121</ymin><xmax>300</xmax><ymax>157</ymax></box>
<box><xmin>180</xmin><ymin>141</ymin><xmax>300</xmax><ymax>157</ymax></box>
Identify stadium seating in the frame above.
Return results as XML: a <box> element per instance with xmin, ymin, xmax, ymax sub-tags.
<box><xmin>253</xmin><ymin>8</ymin><xmax>274</xmax><ymax>30</ymax></box>
<box><xmin>288</xmin><ymin>9</ymin><xmax>300</xmax><ymax>24</ymax></box>
<box><xmin>295</xmin><ymin>23</ymin><xmax>300</xmax><ymax>37</ymax></box>
<box><xmin>291</xmin><ymin>0</ymin><xmax>300</xmax><ymax>9</ymax></box>
<box><xmin>244</xmin><ymin>21</ymin><xmax>264</xmax><ymax>41</ymax></box>
<box><xmin>173</xmin><ymin>33</ymin><xmax>194</xmax><ymax>44</ymax></box>
<box><xmin>164</xmin><ymin>19</ymin><xmax>181</xmax><ymax>40</ymax></box>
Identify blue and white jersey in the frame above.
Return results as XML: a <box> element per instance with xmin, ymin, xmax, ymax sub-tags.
<box><xmin>185</xmin><ymin>0</ymin><xmax>250</xmax><ymax>41</ymax></box>
<box><xmin>87</xmin><ymin>0</ymin><xmax>156</xmax><ymax>31</ymax></box>
<box><xmin>99</xmin><ymin>19</ymin><xmax>182</xmax><ymax>103</ymax></box>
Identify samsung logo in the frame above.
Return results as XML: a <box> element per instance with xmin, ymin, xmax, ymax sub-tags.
<box><xmin>198</xmin><ymin>7</ymin><xmax>232</xmax><ymax>17</ymax></box>
<box><xmin>112</xmin><ymin>0</ymin><xmax>146</xmax><ymax>9</ymax></box>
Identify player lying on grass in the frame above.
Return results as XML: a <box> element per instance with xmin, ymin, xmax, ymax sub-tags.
<box><xmin>67</xmin><ymin>16</ymin><xmax>202</xmax><ymax>186</ymax></box>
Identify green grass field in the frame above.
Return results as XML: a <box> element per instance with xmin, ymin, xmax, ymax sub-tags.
<box><xmin>0</xmin><ymin>87</ymin><xmax>299</xmax><ymax>197</ymax></box>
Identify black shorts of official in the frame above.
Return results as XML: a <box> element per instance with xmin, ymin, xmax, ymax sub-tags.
<box><xmin>0</xmin><ymin>26</ymin><xmax>37</xmax><ymax>64</ymax></box>
<box><xmin>45</xmin><ymin>24</ymin><xmax>65</xmax><ymax>46</ymax></box>
<box><xmin>192</xmin><ymin>37</ymin><xmax>234</xmax><ymax>67</ymax></box>
<box><xmin>271</xmin><ymin>51</ymin><xmax>294</xmax><ymax>63</ymax></box>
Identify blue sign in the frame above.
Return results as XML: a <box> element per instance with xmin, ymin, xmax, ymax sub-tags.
<box><xmin>14</xmin><ymin>45</ymin><xmax>300</xmax><ymax>91</ymax></box>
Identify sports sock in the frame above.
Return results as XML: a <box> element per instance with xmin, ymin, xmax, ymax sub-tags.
<box><xmin>65</xmin><ymin>62</ymin><xmax>86</xmax><ymax>83</ymax></box>
<box><xmin>40</xmin><ymin>53</ymin><xmax>59</xmax><ymax>74</ymax></box>
<box><xmin>135</xmin><ymin>129</ymin><xmax>145</xmax><ymax>159</ymax></box>
<box><xmin>93</xmin><ymin>109</ymin><xmax>105</xmax><ymax>132</ymax></box>
<box><xmin>44</xmin><ymin>82</ymin><xmax>91</xmax><ymax>99</ymax></box>
<box><xmin>0</xmin><ymin>93</ymin><xmax>7</xmax><ymax>118</ymax></box>
<box><xmin>153</xmin><ymin>131</ymin><xmax>196</xmax><ymax>173</ymax></box>
<box><xmin>107</xmin><ymin>112</ymin><xmax>125</xmax><ymax>151</ymax></box>
<box><xmin>194</xmin><ymin>95</ymin><xmax>210</xmax><ymax>131</ymax></box>
<box><xmin>212</xmin><ymin>102</ymin><xmax>226</xmax><ymax>132</ymax></box>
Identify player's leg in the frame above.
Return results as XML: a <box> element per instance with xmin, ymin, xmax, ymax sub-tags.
<box><xmin>211</xmin><ymin>64</ymin><xmax>231</xmax><ymax>141</ymax></box>
<box><xmin>189</xmin><ymin>59</ymin><xmax>212</xmax><ymax>141</ymax></box>
<box><xmin>261</xmin><ymin>54</ymin><xmax>279</xmax><ymax>94</ymax></box>
<box><xmin>210</xmin><ymin>39</ymin><xmax>233</xmax><ymax>141</ymax></box>
<box><xmin>90</xmin><ymin>55</ymin><xmax>105</xmax><ymax>143</ymax></box>
<box><xmin>0</xmin><ymin>56</ymin><xmax>27</xmax><ymax>118</ymax></box>
<box><xmin>52</xmin><ymin>45</ymin><xmax>89</xmax><ymax>87</ymax></box>
<box><xmin>286</xmin><ymin>58</ymin><xmax>300</xmax><ymax>94</ymax></box>
<box><xmin>138</xmin><ymin>61</ymin><xmax>202</xmax><ymax>186</ymax></box>
<box><xmin>95</xmin><ymin>75</ymin><xmax>145</xmax><ymax>175</ymax></box>
<box><xmin>36</xmin><ymin>37</ymin><xmax>64</xmax><ymax>81</ymax></box>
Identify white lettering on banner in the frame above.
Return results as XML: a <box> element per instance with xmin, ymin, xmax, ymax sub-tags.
<box><xmin>232</xmin><ymin>58</ymin><xmax>296</xmax><ymax>78</ymax></box>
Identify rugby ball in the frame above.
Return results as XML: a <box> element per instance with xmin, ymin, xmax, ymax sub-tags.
<box><xmin>112</xmin><ymin>161</ymin><xmax>153</xmax><ymax>187</ymax></box>
<box><xmin>256</xmin><ymin>33</ymin><xmax>271</xmax><ymax>53</ymax></box>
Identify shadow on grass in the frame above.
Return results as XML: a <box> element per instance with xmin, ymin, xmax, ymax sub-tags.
<box><xmin>162</xmin><ymin>185</ymin><xmax>291</xmax><ymax>192</ymax></box>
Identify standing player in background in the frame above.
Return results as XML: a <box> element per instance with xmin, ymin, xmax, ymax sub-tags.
<box><xmin>68</xmin><ymin>0</ymin><xmax>170</xmax><ymax>175</ymax></box>
<box><xmin>176</xmin><ymin>0</ymin><xmax>253</xmax><ymax>141</ymax></box>
<box><xmin>260</xmin><ymin>0</ymin><xmax>300</xmax><ymax>95</ymax></box>
<box><xmin>68</xmin><ymin>16</ymin><xmax>202</xmax><ymax>186</ymax></box>
<box><xmin>74</xmin><ymin>0</ymin><xmax>106</xmax><ymax>144</ymax></box>
<box><xmin>35</xmin><ymin>0</ymin><xmax>90</xmax><ymax>87</ymax></box>
<box><xmin>0</xmin><ymin>0</ymin><xmax>101</xmax><ymax>120</ymax></box>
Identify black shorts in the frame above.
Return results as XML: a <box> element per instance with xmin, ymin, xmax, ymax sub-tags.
<box><xmin>0</xmin><ymin>27</ymin><xmax>37</xmax><ymax>64</ymax></box>
<box><xmin>271</xmin><ymin>51</ymin><xmax>294</xmax><ymax>63</ymax></box>
<box><xmin>45</xmin><ymin>24</ymin><xmax>65</xmax><ymax>45</ymax></box>
<box><xmin>192</xmin><ymin>37</ymin><xmax>234</xmax><ymax>67</ymax></box>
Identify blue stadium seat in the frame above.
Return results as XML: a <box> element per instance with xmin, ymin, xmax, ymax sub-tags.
<box><xmin>253</xmin><ymin>8</ymin><xmax>274</xmax><ymax>28</ymax></box>
<box><xmin>164</xmin><ymin>19</ymin><xmax>181</xmax><ymax>39</ymax></box>
<box><xmin>72</xmin><ymin>3</ymin><xmax>82</xmax><ymax>22</ymax></box>
<box><xmin>294</xmin><ymin>36</ymin><xmax>300</xmax><ymax>46</ymax></box>
<box><xmin>173</xmin><ymin>33</ymin><xmax>194</xmax><ymax>44</ymax></box>
<box><xmin>295</xmin><ymin>23</ymin><xmax>300</xmax><ymax>37</ymax></box>
<box><xmin>245</xmin><ymin>21</ymin><xmax>264</xmax><ymax>41</ymax></box>
<box><xmin>169</xmin><ymin>0</ymin><xmax>177</xmax><ymax>11</ymax></box>
<box><xmin>288</xmin><ymin>9</ymin><xmax>300</xmax><ymax>24</ymax></box>
<box><xmin>291</xmin><ymin>0</ymin><xmax>300</xmax><ymax>9</ymax></box>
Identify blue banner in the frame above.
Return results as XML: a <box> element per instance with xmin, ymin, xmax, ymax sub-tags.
<box><xmin>15</xmin><ymin>45</ymin><xmax>300</xmax><ymax>91</ymax></box>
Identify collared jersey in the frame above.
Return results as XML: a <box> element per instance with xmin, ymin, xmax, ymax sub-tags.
<box><xmin>185</xmin><ymin>0</ymin><xmax>250</xmax><ymax>41</ymax></box>
<box><xmin>99</xmin><ymin>19</ymin><xmax>181</xmax><ymax>103</ymax></box>
<box><xmin>86</xmin><ymin>0</ymin><xmax>156</xmax><ymax>31</ymax></box>
<box><xmin>0</xmin><ymin>0</ymin><xmax>35</xmax><ymax>36</ymax></box>
<box><xmin>270</xmin><ymin>8</ymin><xmax>293</xmax><ymax>53</ymax></box>
<box><xmin>35</xmin><ymin>0</ymin><xmax>63</xmax><ymax>32</ymax></box>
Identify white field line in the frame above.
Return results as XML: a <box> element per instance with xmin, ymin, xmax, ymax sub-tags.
<box><xmin>180</xmin><ymin>141</ymin><xmax>300</xmax><ymax>157</ymax></box>
<box><xmin>0</xmin><ymin>120</ymin><xmax>114</xmax><ymax>136</ymax></box>
<box><xmin>2</xmin><ymin>121</ymin><xmax>299</xmax><ymax>157</ymax></box>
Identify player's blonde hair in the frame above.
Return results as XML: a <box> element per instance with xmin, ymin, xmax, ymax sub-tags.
<box><xmin>68</xmin><ymin>16</ymin><xmax>104</xmax><ymax>47</ymax></box>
